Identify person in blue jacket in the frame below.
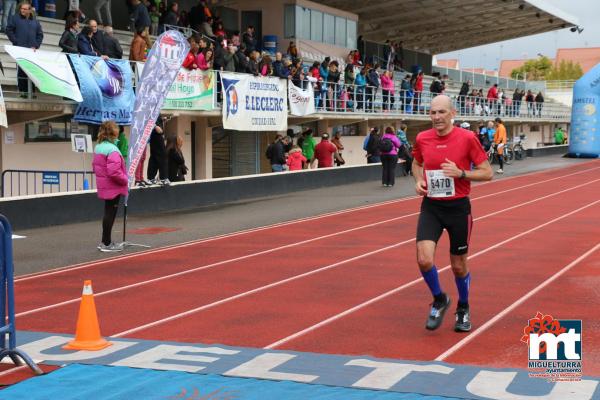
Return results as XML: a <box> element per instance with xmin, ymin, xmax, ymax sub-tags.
<box><xmin>77</xmin><ymin>26</ymin><xmax>99</xmax><ymax>56</ymax></box>
<box><xmin>6</xmin><ymin>1</ymin><xmax>43</xmax><ymax>96</ymax></box>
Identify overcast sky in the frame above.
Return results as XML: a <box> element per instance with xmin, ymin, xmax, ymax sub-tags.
<box><xmin>436</xmin><ymin>0</ymin><xmax>600</xmax><ymax>70</ymax></box>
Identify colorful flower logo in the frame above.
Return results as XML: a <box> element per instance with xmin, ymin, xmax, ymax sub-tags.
<box><xmin>521</xmin><ymin>312</ymin><xmax>567</xmax><ymax>354</ymax></box>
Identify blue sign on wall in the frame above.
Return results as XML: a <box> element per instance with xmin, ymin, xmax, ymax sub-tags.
<box><xmin>42</xmin><ymin>172</ymin><xmax>60</xmax><ymax>185</ymax></box>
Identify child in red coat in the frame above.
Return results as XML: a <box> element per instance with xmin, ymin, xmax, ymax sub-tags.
<box><xmin>286</xmin><ymin>146</ymin><xmax>307</xmax><ymax>171</ymax></box>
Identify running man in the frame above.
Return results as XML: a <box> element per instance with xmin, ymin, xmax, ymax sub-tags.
<box><xmin>412</xmin><ymin>95</ymin><xmax>493</xmax><ymax>332</ymax></box>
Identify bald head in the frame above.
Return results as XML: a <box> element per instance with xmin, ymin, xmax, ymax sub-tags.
<box><xmin>429</xmin><ymin>95</ymin><xmax>456</xmax><ymax>136</ymax></box>
<box><xmin>430</xmin><ymin>95</ymin><xmax>454</xmax><ymax>111</ymax></box>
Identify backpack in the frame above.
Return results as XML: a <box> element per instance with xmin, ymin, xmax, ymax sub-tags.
<box><xmin>378</xmin><ymin>138</ymin><xmax>394</xmax><ymax>153</ymax></box>
<box><xmin>366</xmin><ymin>134</ymin><xmax>380</xmax><ymax>154</ymax></box>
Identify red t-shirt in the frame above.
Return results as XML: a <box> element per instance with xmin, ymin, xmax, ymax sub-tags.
<box><xmin>412</xmin><ymin>127</ymin><xmax>488</xmax><ymax>200</ymax></box>
<box><xmin>314</xmin><ymin>140</ymin><xmax>337</xmax><ymax>168</ymax></box>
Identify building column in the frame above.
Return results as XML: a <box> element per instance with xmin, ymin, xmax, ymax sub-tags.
<box><xmin>317</xmin><ymin>119</ymin><xmax>330</xmax><ymax>135</ymax></box>
<box><xmin>195</xmin><ymin>117</ymin><xmax>212</xmax><ymax>180</ymax></box>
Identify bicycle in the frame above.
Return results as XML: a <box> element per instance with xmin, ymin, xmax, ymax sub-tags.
<box><xmin>511</xmin><ymin>134</ymin><xmax>527</xmax><ymax>160</ymax></box>
<box><xmin>487</xmin><ymin>143</ymin><xmax>512</xmax><ymax>165</ymax></box>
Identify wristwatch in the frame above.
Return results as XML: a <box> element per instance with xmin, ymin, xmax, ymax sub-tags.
<box><xmin>460</xmin><ymin>170</ymin><xmax>466</xmax><ymax>179</ymax></box>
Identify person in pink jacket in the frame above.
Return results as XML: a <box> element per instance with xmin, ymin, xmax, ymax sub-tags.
<box><xmin>286</xmin><ymin>145</ymin><xmax>307</xmax><ymax>171</ymax></box>
<box><xmin>92</xmin><ymin>120</ymin><xmax>129</xmax><ymax>252</ymax></box>
<box><xmin>380</xmin><ymin>126</ymin><xmax>402</xmax><ymax>187</ymax></box>
<box><xmin>380</xmin><ymin>70</ymin><xmax>395</xmax><ymax>111</ymax></box>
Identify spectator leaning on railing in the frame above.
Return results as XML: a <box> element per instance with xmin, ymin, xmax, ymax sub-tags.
<box><xmin>78</xmin><ymin>26</ymin><xmax>99</xmax><ymax>56</ymax></box>
<box><xmin>88</xmin><ymin>19</ymin><xmax>108</xmax><ymax>58</ymax></box>
<box><xmin>103</xmin><ymin>26</ymin><xmax>123</xmax><ymax>59</ymax></box>
<box><xmin>6</xmin><ymin>1</ymin><xmax>43</xmax><ymax>97</ymax></box>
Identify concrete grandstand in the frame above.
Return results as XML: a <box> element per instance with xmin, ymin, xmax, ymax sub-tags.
<box><xmin>0</xmin><ymin>0</ymin><xmax>577</xmax><ymax>199</ymax></box>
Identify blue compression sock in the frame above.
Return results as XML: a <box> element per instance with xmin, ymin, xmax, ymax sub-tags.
<box><xmin>455</xmin><ymin>273</ymin><xmax>471</xmax><ymax>305</ymax></box>
<box><xmin>421</xmin><ymin>266</ymin><xmax>442</xmax><ymax>297</ymax></box>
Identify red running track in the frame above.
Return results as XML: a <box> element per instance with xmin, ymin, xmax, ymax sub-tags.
<box><xmin>13</xmin><ymin>160</ymin><xmax>600</xmax><ymax>376</ymax></box>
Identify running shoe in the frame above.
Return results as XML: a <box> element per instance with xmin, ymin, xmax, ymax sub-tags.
<box><xmin>98</xmin><ymin>242</ymin><xmax>123</xmax><ymax>252</ymax></box>
<box><xmin>160</xmin><ymin>179</ymin><xmax>171</xmax><ymax>186</ymax></box>
<box><xmin>496</xmin><ymin>168</ymin><xmax>504</xmax><ymax>174</ymax></box>
<box><xmin>454</xmin><ymin>303</ymin><xmax>472</xmax><ymax>332</ymax></box>
<box><xmin>426</xmin><ymin>293</ymin><xmax>451</xmax><ymax>330</ymax></box>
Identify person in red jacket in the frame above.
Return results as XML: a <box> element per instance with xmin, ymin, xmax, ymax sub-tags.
<box><xmin>314</xmin><ymin>133</ymin><xmax>339</xmax><ymax>168</ymax></box>
<box><xmin>182</xmin><ymin>36</ymin><xmax>199</xmax><ymax>69</ymax></box>
<box><xmin>286</xmin><ymin>146</ymin><xmax>307</xmax><ymax>171</ymax></box>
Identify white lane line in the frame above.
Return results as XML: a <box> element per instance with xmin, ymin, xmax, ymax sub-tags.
<box><xmin>264</xmin><ymin>199</ymin><xmax>600</xmax><ymax>350</ymax></box>
<box><xmin>111</xmin><ymin>183</ymin><xmax>600</xmax><ymax>339</ymax></box>
<box><xmin>435</xmin><ymin>241</ymin><xmax>600</xmax><ymax>361</ymax></box>
<box><xmin>18</xmin><ymin>175</ymin><xmax>600</xmax><ymax>320</ymax></box>
<box><xmin>16</xmin><ymin>164</ymin><xmax>600</xmax><ymax>282</ymax></box>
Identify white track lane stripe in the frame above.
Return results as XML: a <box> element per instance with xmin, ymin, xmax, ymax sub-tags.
<box><xmin>110</xmin><ymin>184</ymin><xmax>600</xmax><ymax>338</ymax></box>
<box><xmin>264</xmin><ymin>199</ymin><xmax>600</xmax><ymax>349</ymax></box>
<box><xmin>16</xmin><ymin>165</ymin><xmax>600</xmax><ymax>283</ymax></box>
<box><xmin>435</xmin><ymin>241</ymin><xmax>600</xmax><ymax>361</ymax></box>
<box><xmin>17</xmin><ymin>175</ymin><xmax>600</xmax><ymax>319</ymax></box>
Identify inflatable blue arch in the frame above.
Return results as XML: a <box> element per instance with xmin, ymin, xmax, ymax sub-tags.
<box><xmin>569</xmin><ymin>62</ymin><xmax>600</xmax><ymax>157</ymax></box>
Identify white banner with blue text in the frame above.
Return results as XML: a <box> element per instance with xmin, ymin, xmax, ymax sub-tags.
<box><xmin>220</xmin><ymin>73</ymin><xmax>287</xmax><ymax>131</ymax></box>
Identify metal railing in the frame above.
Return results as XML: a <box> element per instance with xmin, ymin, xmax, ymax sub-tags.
<box><xmin>545</xmin><ymin>80</ymin><xmax>576</xmax><ymax>91</ymax></box>
<box><xmin>4</xmin><ymin>58</ymin><xmax>572</xmax><ymax>122</ymax></box>
<box><xmin>201</xmin><ymin>72</ymin><xmax>570</xmax><ymax>120</ymax></box>
<box><xmin>1</xmin><ymin>170</ymin><xmax>96</xmax><ymax>197</ymax></box>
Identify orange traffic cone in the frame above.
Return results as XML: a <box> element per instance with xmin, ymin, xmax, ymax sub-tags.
<box><xmin>63</xmin><ymin>280</ymin><xmax>112</xmax><ymax>351</ymax></box>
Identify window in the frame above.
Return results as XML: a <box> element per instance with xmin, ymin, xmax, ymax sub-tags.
<box><xmin>296</xmin><ymin>6</ymin><xmax>311</xmax><ymax>40</ymax></box>
<box><xmin>284</xmin><ymin>5</ymin><xmax>295</xmax><ymax>38</ymax></box>
<box><xmin>530</xmin><ymin>125</ymin><xmax>540</xmax><ymax>132</ymax></box>
<box><xmin>347</xmin><ymin>20</ymin><xmax>357</xmax><ymax>49</ymax></box>
<box><xmin>323</xmin><ymin>13</ymin><xmax>334</xmax><ymax>44</ymax></box>
<box><xmin>25</xmin><ymin>116</ymin><xmax>91</xmax><ymax>142</ymax></box>
<box><xmin>310</xmin><ymin>10</ymin><xmax>323</xmax><ymax>42</ymax></box>
<box><xmin>286</xmin><ymin>5</ymin><xmax>356</xmax><ymax>48</ymax></box>
<box><xmin>332</xmin><ymin>123</ymin><xmax>360</xmax><ymax>136</ymax></box>
<box><xmin>335</xmin><ymin>16</ymin><xmax>346</xmax><ymax>47</ymax></box>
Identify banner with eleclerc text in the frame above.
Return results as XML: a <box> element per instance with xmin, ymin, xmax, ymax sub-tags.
<box><xmin>220</xmin><ymin>73</ymin><xmax>287</xmax><ymax>131</ymax></box>
<box><xmin>288</xmin><ymin>81</ymin><xmax>315</xmax><ymax>116</ymax></box>
<box><xmin>0</xmin><ymin>84</ymin><xmax>7</xmax><ymax>128</ymax></box>
<box><xmin>68</xmin><ymin>55</ymin><xmax>134</xmax><ymax>125</ymax></box>
<box><xmin>136</xmin><ymin>62</ymin><xmax>214</xmax><ymax>111</ymax></box>
<box><xmin>4</xmin><ymin>45</ymin><xmax>82</xmax><ymax>102</ymax></box>
<box><xmin>127</xmin><ymin>31</ymin><xmax>189</xmax><ymax>193</ymax></box>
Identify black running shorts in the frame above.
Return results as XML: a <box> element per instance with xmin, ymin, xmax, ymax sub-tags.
<box><xmin>416</xmin><ymin>196</ymin><xmax>473</xmax><ymax>255</ymax></box>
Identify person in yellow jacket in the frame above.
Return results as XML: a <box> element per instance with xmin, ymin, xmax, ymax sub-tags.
<box><xmin>493</xmin><ymin>117</ymin><xmax>507</xmax><ymax>174</ymax></box>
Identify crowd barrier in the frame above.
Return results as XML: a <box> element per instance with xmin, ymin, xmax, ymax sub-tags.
<box><xmin>1</xmin><ymin>170</ymin><xmax>96</xmax><ymax>198</ymax></box>
<box><xmin>0</xmin><ymin>214</ymin><xmax>42</xmax><ymax>375</ymax></box>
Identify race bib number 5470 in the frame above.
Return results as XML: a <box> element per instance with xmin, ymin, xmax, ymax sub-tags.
<box><xmin>426</xmin><ymin>169</ymin><xmax>455</xmax><ymax>198</ymax></box>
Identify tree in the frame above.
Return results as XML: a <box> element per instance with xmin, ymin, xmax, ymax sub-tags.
<box><xmin>546</xmin><ymin>60</ymin><xmax>583</xmax><ymax>80</ymax></box>
<box><xmin>510</xmin><ymin>56</ymin><xmax>553</xmax><ymax>80</ymax></box>
<box><xmin>511</xmin><ymin>56</ymin><xmax>584</xmax><ymax>81</ymax></box>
